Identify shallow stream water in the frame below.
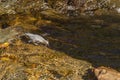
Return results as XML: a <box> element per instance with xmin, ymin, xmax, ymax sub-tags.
<box><xmin>0</xmin><ymin>10</ymin><xmax>120</xmax><ymax>79</ymax></box>
<box><xmin>40</xmin><ymin>13</ymin><xmax>120</xmax><ymax>71</ymax></box>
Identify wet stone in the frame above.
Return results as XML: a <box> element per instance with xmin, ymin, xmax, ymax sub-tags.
<box><xmin>0</xmin><ymin>27</ymin><xmax>23</xmax><ymax>43</ymax></box>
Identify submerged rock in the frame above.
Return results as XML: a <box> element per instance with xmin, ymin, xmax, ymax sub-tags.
<box><xmin>0</xmin><ymin>27</ymin><xmax>23</xmax><ymax>43</ymax></box>
<box><xmin>94</xmin><ymin>66</ymin><xmax>120</xmax><ymax>80</ymax></box>
<box><xmin>0</xmin><ymin>62</ymin><xmax>27</xmax><ymax>80</ymax></box>
<box><xmin>91</xmin><ymin>25</ymin><xmax>102</xmax><ymax>28</ymax></box>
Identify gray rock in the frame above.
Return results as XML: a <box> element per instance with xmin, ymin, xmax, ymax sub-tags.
<box><xmin>0</xmin><ymin>27</ymin><xmax>22</xmax><ymax>43</ymax></box>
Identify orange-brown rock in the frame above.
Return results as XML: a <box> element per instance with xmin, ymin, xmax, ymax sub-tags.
<box><xmin>94</xmin><ymin>66</ymin><xmax>120</xmax><ymax>80</ymax></box>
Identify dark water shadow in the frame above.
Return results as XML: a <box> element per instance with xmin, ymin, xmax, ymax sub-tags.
<box><xmin>93</xmin><ymin>14</ymin><xmax>120</xmax><ymax>23</ymax></box>
<box><xmin>39</xmin><ymin>14</ymin><xmax>120</xmax><ymax>71</ymax></box>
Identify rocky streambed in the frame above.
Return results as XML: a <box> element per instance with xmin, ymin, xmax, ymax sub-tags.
<box><xmin>0</xmin><ymin>0</ymin><xmax>120</xmax><ymax>80</ymax></box>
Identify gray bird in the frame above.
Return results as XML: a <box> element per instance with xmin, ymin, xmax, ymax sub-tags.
<box><xmin>25</xmin><ymin>33</ymin><xmax>49</xmax><ymax>46</ymax></box>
